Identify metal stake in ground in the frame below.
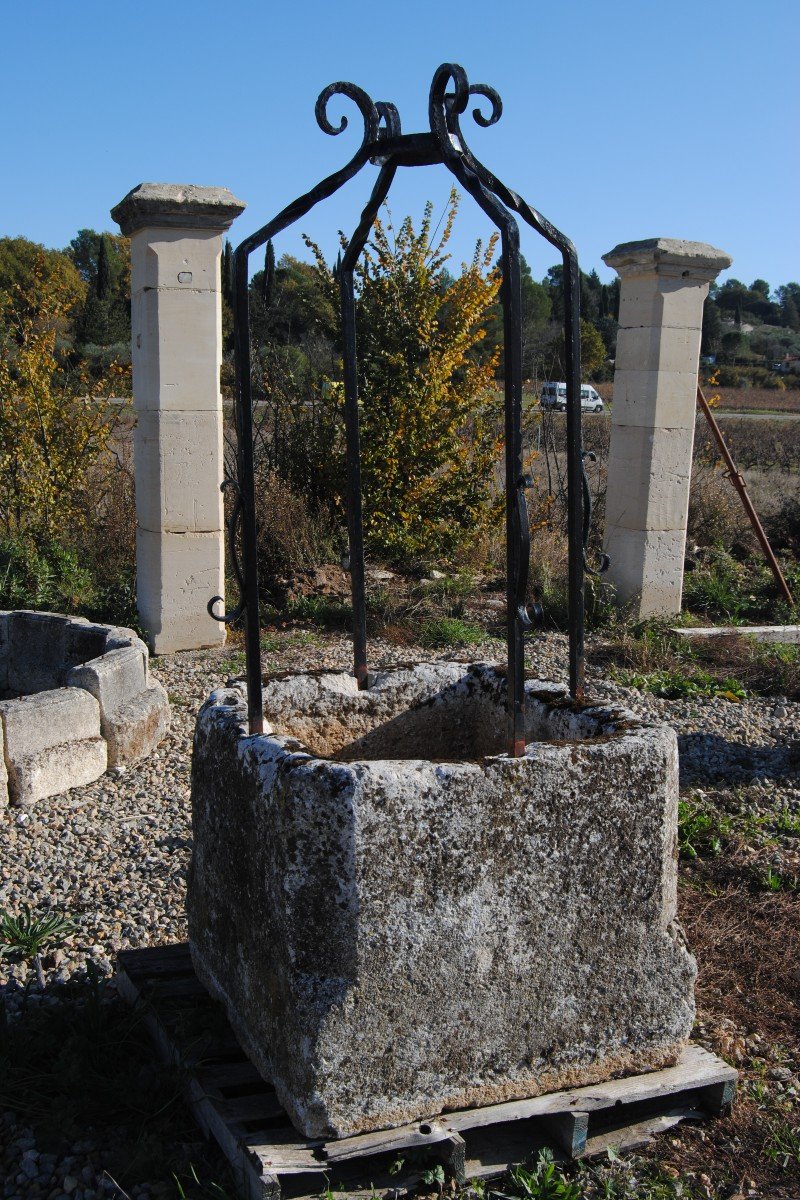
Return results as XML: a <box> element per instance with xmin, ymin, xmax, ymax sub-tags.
<box><xmin>696</xmin><ymin>385</ymin><xmax>793</xmax><ymax>609</ymax></box>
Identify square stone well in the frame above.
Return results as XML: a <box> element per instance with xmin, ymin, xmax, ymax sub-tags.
<box><xmin>188</xmin><ymin>662</ymin><xmax>695</xmax><ymax>1140</ymax></box>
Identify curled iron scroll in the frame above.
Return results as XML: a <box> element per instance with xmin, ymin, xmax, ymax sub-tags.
<box><xmin>314</xmin><ymin>84</ymin><xmax>402</xmax><ymax>150</ymax></box>
<box><xmin>208</xmin><ymin>478</ymin><xmax>246</xmax><ymax>624</ymax></box>
<box><xmin>511</xmin><ymin>475</ymin><xmax>541</xmax><ymax>630</ymax></box>
<box><xmin>429</xmin><ymin>64</ymin><xmax>502</xmax><ymax>161</ymax></box>
<box><xmin>581</xmin><ymin>450</ymin><xmax>610</xmax><ymax>576</ymax></box>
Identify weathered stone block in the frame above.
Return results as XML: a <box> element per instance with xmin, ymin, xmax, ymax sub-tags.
<box><xmin>102</xmin><ymin>681</ymin><xmax>170</xmax><ymax>766</ymax></box>
<box><xmin>604</xmin><ymin>425</ymin><xmax>693</xmax><ymax>532</ymax></box>
<box><xmin>617</xmin><ymin>274</ymin><xmax>711</xmax><ymax>331</ymax></box>
<box><xmin>63</xmin><ymin>619</ymin><xmax>113</xmax><ymax>670</ymax></box>
<box><xmin>134</xmin><ymin>409</ymin><xmax>224</xmax><ymax>534</ymax></box>
<box><xmin>0</xmin><ymin>721</ymin><xmax>8</xmax><ymax>808</ymax></box>
<box><xmin>131</xmin><ymin>287</ymin><xmax>222</xmax><ymax>413</ymax></box>
<box><xmin>604</xmin><ymin>526</ymin><xmax>688</xmax><ymax>613</ymax></box>
<box><xmin>129</xmin><ymin>226</ymin><xmax>223</xmax><ymax>294</ymax></box>
<box><xmin>137</xmin><ymin>527</ymin><xmax>225</xmax><ymax>653</ymax></box>
<box><xmin>67</xmin><ymin>646</ymin><xmax>147</xmax><ymax>722</ymax></box>
<box><xmin>615</xmin><ymin>324</ymin><xmax>703</xmax><ymax>376</ymax></box>
<box><xmin>0</xmin><ymin>687</ymin><xmax>101</xmax><ymax>759</ymax></box>
<box><xmin>610</xmin><ymin>369</ymin><xmax>701</xmax><ymax>431</ymax></box>
<box><xmin>8</xmin><ymin>737</ymin><xmax>108</xmax><ymax>806</ymax></box>
<box><xmin>188</xmin><ymin>663</ymin><xmax>695</xmax><ymax>1141</ymax></box>
<box><xmin>0</xmin><ymin>611</ymin><xmax>10</xmax><ymax>693</ymax></box>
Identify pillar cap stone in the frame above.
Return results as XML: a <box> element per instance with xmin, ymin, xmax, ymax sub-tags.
<box><xmin>602</xmin><ymin>238</ymin><xmax>732</xmax><ymax>281</ymax></box>
<box><xmin>111</xmin><ymin>183</ymin><xmax>246</xmax><ymax>235</ymax></box>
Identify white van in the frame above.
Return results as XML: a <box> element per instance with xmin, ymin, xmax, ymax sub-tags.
<box><xmin>540</xmin><ymin>382</ymin><xmax>604</xmax><ymax>413</ymax></box>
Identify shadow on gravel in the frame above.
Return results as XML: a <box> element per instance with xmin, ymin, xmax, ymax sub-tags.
<box><xmin>679</xmin><ymin>732</ymin><xmax>800</xmax><ymax>786</ymax></box>
<box><xmin>0</xmin><ymin>967</ymin><xmax>234</xmax><ymax>1197</ymax></box>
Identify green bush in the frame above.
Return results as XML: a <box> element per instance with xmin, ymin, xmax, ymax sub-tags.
<box><xmin>0</xmin><ymin>535</ymin><xmax>96</xmax><ymax>613</ymax></box>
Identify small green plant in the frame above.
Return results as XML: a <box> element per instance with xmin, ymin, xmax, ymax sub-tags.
<box><xmin>0</xmin><ymin>534</ymin><xmax>97</xmax><ymax>613</ymax></box>
<box><xmin>757</xmin><ymin>865</ymin><xmax>799</xmax><ymax>893</ymax></box>
<box><xmin>677</xmin><ymin>798</ymin><xmax>725</xmax><ymax>860</ymax></box>
<box><xmin>763</xmin><ymin>1114</ymin><xmax>800</xmax><ymax>1168</ymax></box>
<box><xmin>284</xmin><ymin>594</ymin><xmax>352</xmax><ymax>628</ymax></box>
<box><xmin>419</xmin><ymin>616</ymin><xmax>485</xmax><ymax>648</ymax></box>
<box><xmin>505</xmin><ymin>1150</ymin><xmax>581</xmax><ymax>1200</ymax></box>
<box><xmin>173</xmin><ymin>1163</ymin><xmax>237</xmax><ymax>1199</ymax></box>
<box><xmin>259</xmin><ymin>629</ymin><xmax>320</xmax><ymax>653</ymax></box>
<box><xmin>421</xmin><ymin>1162</ymin><xmax>446</xmax><ymax>1190</ymax></box>
<box><xmin>0</xmin><ymin>905</ymin><xmax>78</xmax><ymax>959</ymax></box>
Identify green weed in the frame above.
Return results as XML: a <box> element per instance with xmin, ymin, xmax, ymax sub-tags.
<box><xmin>173</xmin><ymin>1162</ymin><xmax>238</xmax><ymax>1199</ymax></box>
<box><xmin>504</xmin><ymin>1150</ymin><xmax>581</xmax><ymax>1200</ymax></box>
<box><xmin>622</xmin><ymin>668</ymin><xmax>746</xmax><ymax>701</ymax></box>
<box><xmin>0</xmin><ymin>906</ymin><xmax>79</xmax><ymax>959</ymax></box>
<box><xmin>283</xmin><ymin>595</ymin><xmax>351</xmax><ymax>628</ymax></box>
<box><xmin>757</xmin><ymin>866</ymin><xmax>799</xmax><ymax>894</ymax></box>
<box><xmin>677</xmin><ymin>799</ymin><xmax>726</xmax><ymax>860</ymax></box>
<box><xmin>421</xmin><ymin>1162</ymin><xmax>447</xmax><ymax>1189</ymax></box>
<box><xmin>259</xmin><ymin>629</ymin><xmax>320</xmax><ymax>652</ymax></box>
<box><xmin>419</xmin><ymin>617</ymin><xmax>485</xmax><ymax>648</ymax></box>
<box><xmin>763</xmin><ymin>1114</ymin><xmax>800</xmax><ymax>1168</ymax></box>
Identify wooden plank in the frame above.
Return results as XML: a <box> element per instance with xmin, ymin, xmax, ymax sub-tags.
<box><xmin>539</xmin><ymin>1111</ymin><xmax>589</xmax><ymax>1158</ymax></box>
<box><xmin>195</xmin><ymin>1061</ymin><xmax>270</xmax><ymax>1092</ymax></box>
<box><xmin>116</xmin><ymin>947</ymin><xmax>737</xmax><ymax>1200</ymax></box>
<box><xmin>244</xmin><ymin>1140</ymin><xmax>325</xmax><ymax>1175</ymax></box>
<box><xmin>463</xmin><ymin>1122</ymin><xmax>553</xmax><ymax>1181</ymax></box>
<box><xmin>318</xmin><ymin>1118</ymin><xmax>457</xmax><ymax>1164</ymax></box>
<box><xmin>140</xmin><ymin>976</ymin><xmax>208</xmax><ymax>999</ymax></box>
<box><xmin>437</xmin><ymin>1130</ymin><xmax>466</xmax><ymax>1184</ymax></box>
<box><xmin>118</xmin><ymin>943</ymin><xmax>192</xmax><ymax>972</ymax></box>
<box><xmin>117</xmin><ymin>959</ymin><xmax>280</xmax><ymax>1200</ymax></box>
<box><xmin>699</xmin><ymin>1078</ymin><xmax>736</xmax><ymax>1117</ymax></box>
<box><xmin>444</xmin><ymin>1046</ymin><xmax>736</xmax><ymax>1134</ymax></box>
<box><xmin>583</xmin><ymin>1107</ymin><xmax>703</xmax><ymax>1158</ymax></box>
<box><xmin>216</xmin><ymin>1093</ymin><xmax>288</xmax><ymax>1125</ymax></box>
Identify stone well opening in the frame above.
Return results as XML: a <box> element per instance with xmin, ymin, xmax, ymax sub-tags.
<box><xmin>259</xmin><ymin>663</ymin><xmax>626</xmax><ymax>763</ymax></box>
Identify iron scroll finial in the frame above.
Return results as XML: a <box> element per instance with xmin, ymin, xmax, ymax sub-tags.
<box><xmin>315</xmin><ymin>82</ymin><xmax>381</xmax><ymax>143</ymax></box>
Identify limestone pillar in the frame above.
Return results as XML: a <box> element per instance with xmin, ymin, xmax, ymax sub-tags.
<box><xmin>601</xmin><ymin>238</ymin><xmax>731</xmax><ymax>617</ymax></box>
<box><xmin>111</xmin><ymin>184</ymin><xmax>245</xmax><ymax>653</ymax></box>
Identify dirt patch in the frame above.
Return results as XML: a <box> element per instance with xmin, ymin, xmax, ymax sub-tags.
<box><xmin>639</xmin><ymin>870</ymin><xmax>800</xmax><ymax>1195</ymax></box>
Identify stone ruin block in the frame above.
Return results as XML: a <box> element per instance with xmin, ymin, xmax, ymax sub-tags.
<box><xmin>0</xmin><ymin>612</ymin><xmax>169</xmax><ymax>803</ymax></box>
<box><xmin>188</xmin><ymin>662</ymin><xmax>696</xmax><ymax>1140</ymax></box>
<box><xmin>0</xmin><ymin>687</ymin><xmax>107</xmax><ymax>806</ymax></box>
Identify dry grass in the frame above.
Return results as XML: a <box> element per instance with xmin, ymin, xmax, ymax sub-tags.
<box><xmin>705</xmin><ymin>386</ymin><xmax>800</xmax><ymax>414</ymax></box>
<box><xmin>588</xmin><ymin>383</ymin><xmax>800</xmax><ymax>414</ymax></box>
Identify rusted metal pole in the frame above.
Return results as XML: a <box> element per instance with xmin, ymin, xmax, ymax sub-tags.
<box><xmin>696</xmin><ymin>385</ymin><xmax>793</xmax><ymax>608</ymax></box>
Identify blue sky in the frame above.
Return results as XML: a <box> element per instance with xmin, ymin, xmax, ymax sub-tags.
<box><xmin>1</xmin><ymin>0</ymin><xmax>797</xmax><ymax>289</ymax></box>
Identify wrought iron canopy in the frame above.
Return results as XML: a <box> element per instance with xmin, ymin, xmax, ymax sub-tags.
<box><xmin>210</xmin><ymin>63</ymin><xmax>602</xmax><ymax>756</ymax></box>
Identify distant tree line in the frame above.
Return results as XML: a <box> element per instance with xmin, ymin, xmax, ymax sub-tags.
<box><xmin>701</xmin><ymin>277</ymin><xmax>800</xmax><ymax>388</ymax></box>
<box><xmin>0</xmin><ymin>231</ymin><xmax>131</xmax><ymax>381</ymax></box>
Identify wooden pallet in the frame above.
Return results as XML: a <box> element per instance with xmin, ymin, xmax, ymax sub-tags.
<box><xmin>116</xmin><ymin>944</ymin><xmax>737</xmax><ymax>1200</ymax></box>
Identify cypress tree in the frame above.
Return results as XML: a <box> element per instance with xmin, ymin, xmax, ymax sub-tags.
<box><xmin>96</xmin><ymin>236</ymin><xmax>111</xmax><ymax>300</ymax></box>
<box><xmin>221</xmin><ymin>240</ymin><xmax>233</xmax><ymax>309</ymax></box>
<box><xmin>263</xmin><ymin>240</ymin><xmax>276</xmax><ymax>307</ymax></box>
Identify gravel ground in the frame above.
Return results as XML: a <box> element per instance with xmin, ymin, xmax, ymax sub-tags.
<box><xmin>2</xmin><ymin>629</ymin><xmax>798</xmax><ymax>1198</ymax></box>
